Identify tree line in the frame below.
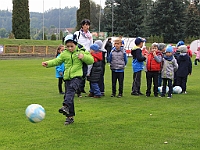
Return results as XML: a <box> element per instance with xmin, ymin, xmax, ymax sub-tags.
<box><xmin>101</xmin><ymin>0</ymin><xmax>200</xmax><ymax>43</ymax></box>
<box><xmin>0</xmin><ymin>6</ymin><xmax>77</xmax><ymax>39</ymax></box>
<box><xmin>1</xmin><ymin>0</ymin><xmax>200</xmax><ymax>43</ymax></box>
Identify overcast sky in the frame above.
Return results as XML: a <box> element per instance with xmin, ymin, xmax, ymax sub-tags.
<box><xmin>0</xmin><ymin>0</ymin><xmax>105</xmax><ymax>12</ymax></box>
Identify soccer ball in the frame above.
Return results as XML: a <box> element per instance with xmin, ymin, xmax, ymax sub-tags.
<box><xmin>25</xmin><ymin>104</ymin><xmax>45</xmax><ymax>123</ymax></box>
<box><xmin>158</xmin><ymin>86</ymin><xmax>169</xmax><ymax>94</ymax></box>
<box><xmin>173</xmin><ymin>86</ymin><xmax>182</xmax><ymax>94</ymax></box>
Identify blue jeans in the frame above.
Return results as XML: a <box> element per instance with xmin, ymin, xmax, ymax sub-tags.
<box><xmin>89</xmin><ymin>82</ymin><xmax>101</xmax><ymax>96</ymax></box>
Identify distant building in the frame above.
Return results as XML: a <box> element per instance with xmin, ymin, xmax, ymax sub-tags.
<box><xmin>47</xmin><ymin>27</ymin><xmax>75</xmax><ymax>37</ymax></box>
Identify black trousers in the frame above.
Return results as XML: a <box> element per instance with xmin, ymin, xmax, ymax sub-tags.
<box><xmin>63</xmin><ymin>78</ymin><xmax>82</xmax><ymax>117</ymax></box>
<box><xmin>98</xmin><ymin>65</ymin><xmax>105</xmax><ymax>94</ymax></box>
<box><xmin>162</xmin><ymin>78</ymin><xmax>173</xmax><ymax>96</ymax></box>
<box><xmin>194</xmin><ymin>58</ymin><xmax>200</xmax><ymax>65</ymax></box>
<box><xmin>158</xmin><ymin>73</ymin><xmax>162</xmax><ymax>87</ymax></box>
<box><xmin>98</xmin><ymin>75</ymin><xmax>105</xmax><ymax>94</ymax></box>
<box><xmin>77</xmin><ymin>64</ymin><xmax>88</xmax><ymax>94</ymax></box>
<box><xmin>173</xmin><ymin>71</ymin><xmax>177</xmax><ymax>87</ymax></box>
<box><xmin>111</xmin><ymin>71</ymin><xmax>124</xmax><ymax>95</ymax></box>
<box><xmin>146</xmin><ymin>71</ymin><xmax>159</xmax><ymax>96</ymax></box>
<box><xmin>58</xmin><ymin>77</ymin><xmax>64</xmax><ymax>93</ymax></box>
<box><xmin>176</xmin><ymin>76</ymin><xmax>188</xmax><ymax>92</ymax></box>
<box><xmin>132</xmin><ymin>71</ymin><xmax>142</xmax><ymax>93</ymax></box>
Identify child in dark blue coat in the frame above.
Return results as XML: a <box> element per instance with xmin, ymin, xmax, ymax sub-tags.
<box><xmin>176</xmin><ymin>45</ymin><xmax>192</xmax><ymax>94</ymax></box>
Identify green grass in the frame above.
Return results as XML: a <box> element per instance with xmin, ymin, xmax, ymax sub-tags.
<box><xmin>0</xmin><ymin>57</ymin><xmax>200</xmax><ymax>150</ymax></box>
<box><xmin>0</xmin><ymin>39</ymin><xmax>61</xmax><ymax>46</ymax></box>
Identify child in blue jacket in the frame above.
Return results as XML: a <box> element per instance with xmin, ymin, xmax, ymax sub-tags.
<box><xmin>131</xmin><ymin>37</ymin><xmax>146</xmax><ymax>96</ymax></box>
<box><xmin>55</xmin><ymin>45</ymin><xmax>65</xmax><ymax>94</ymax></box>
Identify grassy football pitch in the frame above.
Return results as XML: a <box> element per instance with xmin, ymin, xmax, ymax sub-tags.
<box><xmin>0</xmin><ymin>57</ymin><xmax>200</xmax><ymax>150</ymax></box>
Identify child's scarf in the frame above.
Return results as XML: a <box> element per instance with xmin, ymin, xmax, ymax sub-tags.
<box><xmin>164</xmin><ymin>55</ymin><xmax>173</xmax><ymax>61</ymax></box>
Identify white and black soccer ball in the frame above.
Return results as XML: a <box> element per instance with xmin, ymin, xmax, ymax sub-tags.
<box><xmin>25</xmin><ymin>104</ymin><xmax>45</xmax><ymax>123</ymax></box>
<box><xmin>173</xmin><ymin>86</ymin><xmax>182</xmax><ymax>94</ymax></box>
<box><xmin>158</xmin><ymin>86</ymin><xmax>169</xmax><ymax>94</ymax></box>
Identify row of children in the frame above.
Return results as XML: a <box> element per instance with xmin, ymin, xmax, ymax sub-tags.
<box><xmin>131</xmin><ymin>38</ymin><xmax>192</xmax><ymax>98</ymax></box>
<box><xmin>54</xmin><ymin>37</ymin><xmax>195</xmax><ymax>99</ymax></box>
<box><xmin>142</xmin><ymin>42</ymin><xmax>200</xmax><ymax>65</ymax></box>
<box><xmin>42</xmin><ymin>32</ymin><xmax>193</xmax><ymax>125</ymax></box>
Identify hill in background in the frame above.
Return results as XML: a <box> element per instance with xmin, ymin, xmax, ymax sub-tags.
<box><xmin>0</xmin><ymin>7</ymin><xmax>78</xmax><ymax>32</ymax></box>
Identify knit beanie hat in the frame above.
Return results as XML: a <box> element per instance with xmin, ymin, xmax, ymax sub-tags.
<box><xmin>90</xmin><ymin>44</ymin><xmax>99</xmax><ymax>51</ymax></box>
<box><xmin>178</xmin><ymin>45</ymin><xmax>187</xmax><ymax>53</ymax></box>
<box><xmin>166</xmin><ymin>46</ymin><xmax>173</xmax><ymax>53</ymax></box>
<box><xmin>176</xmin><ymin>41</ymin><xmax>184</xmax><ymax>47</ymax></box>
<box><xmin>151</xmin><ymin>42</ymin><xmax>158</xmax><ymax>47</ymax></box>
<box><xmin>94</xmin><ymin>40</ymin><xmax>106</xmax><ymax>52</ymax></box>
<box><xmin>135</xmin><ymin>37</ymin><xmax>146</xmax><ymax>45</ymax></box>
<box><xmin>158</xmin><ymin>43</ymin><xmax>166</xmax><ymax>51</ymax></box>
<box><xmin>64</xmin><ymin>34</ymin><xmax>78</xmax><ymax>44</ymax></box>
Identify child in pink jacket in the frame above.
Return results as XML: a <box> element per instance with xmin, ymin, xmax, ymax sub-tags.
<box><xmin>194</xmin><ymin>47</ymin><xmax>200</xmax><ymax>65</ymax></box>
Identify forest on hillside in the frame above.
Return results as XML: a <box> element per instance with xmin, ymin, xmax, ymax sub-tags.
<box><xmin>1</xmin><ymin>0</ymin><xmax>200</xmax><ymax>43</ymax></box>
<box><xmin>0</xmin><ymin>7</ymin><xmax>78</xmax><ymax>31</ymax></box>
<box><xmin>0</xmin><ymin>7</ymin><xmax>77</xmax><ymax>40</ymax></box>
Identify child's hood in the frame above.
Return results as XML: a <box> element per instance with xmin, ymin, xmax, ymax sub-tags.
<box><xmin>92</xmin><ymin>51</ymin><xmax>103</xmax><ymax>61</ymax></box>
<box><xmin>132</xmin><ymin>45</ymin><xmax>140</xmax><ymax>51</ymax></box>
<box><xmin>179</xmin><ymin>53</ymin><xmax>188</xmax><ymax>61</ymax></box>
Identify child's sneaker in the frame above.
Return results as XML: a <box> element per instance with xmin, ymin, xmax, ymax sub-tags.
<box><xmin>167</xmin><ymin>94</ymin><xmax>172</xmax><ymax>98</ymax></box>
<box><xmin>93</xmin><ymin>95</ymin><xmax>101</xmax><ymax>98</ymax></box>
<box><xmin>77</xmin><ymin>93</ymin><xmax>82</xmax><ymax>97</ymax></box>
<box><xmin>58</xmin><ymin>106</ymin><xmax>69</xmax><ymax>116</ymax></box>
<box><xmin>111</xmin><ymin>94</ymin><xmax>116</xmax><ymax>97</ymax></box>
<box><xmin>182</xmin><ymin>91</ymin><xmax>187</xmax><ymax>94</ymax></box>
<box><xmin>138</xmin><ymin>92</ymin><xmax>144</xmax><ymax>95</ymax></box>
<box><xmin>146</xmin><ymin>94</ymin><xmax>150</xmax><ymax>97</ymax></box>
<box><xmin>131</xmin><ymin>92</ymin><xmax>139</xmax><ymax>96</ymax></box>
<box><xmin>159</xmin><ymin>94</ymin><xmax>165</xmax><ymax>98</ymax></box>
<box><xmin>64</xmin><ymin>117</ymin><xmax>74</xmax><ymax>125</ymax></box>
<box><xmin>117</xmin><ymin>94</ymin><xmax>122</xmax><ymax>98</ymax></box>
<box><xmin>88</xmin><ymin>93</ymin><xmax>94</xmax><ymax>97</ymax></box>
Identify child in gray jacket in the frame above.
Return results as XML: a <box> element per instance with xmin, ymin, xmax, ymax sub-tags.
<box><xmin>160</xmin><ymin>46</ymin><xmax>178</xmax><ymax>98</ymax></box>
